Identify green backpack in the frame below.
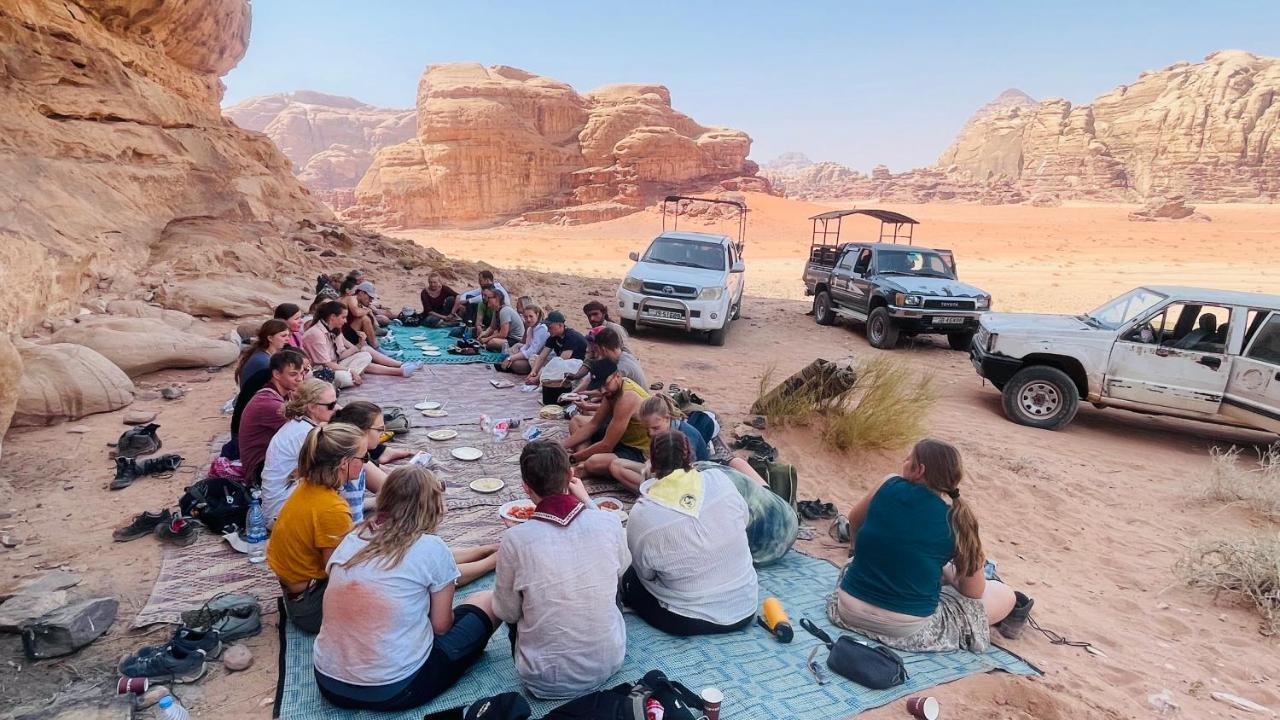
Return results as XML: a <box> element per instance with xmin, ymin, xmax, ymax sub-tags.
<box><xmin>747</xmin><ymin>456</ymin><xmax>798</xmax><ymax>511</ymax></box>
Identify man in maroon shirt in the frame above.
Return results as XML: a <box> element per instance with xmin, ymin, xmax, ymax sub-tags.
<box><xmin>238</xmin><ymin>352</ymin><xmax>306</xmax><ymax>480</ymax></box>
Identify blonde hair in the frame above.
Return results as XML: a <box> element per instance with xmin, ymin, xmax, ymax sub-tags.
<box><xmin>911</xmin><ymin>438</ymin><xmax>984</xmax><ymax>577</ymax></box>
<box><xmin>297</xmin><ymin>422</ymin><xmax>364</xmax><ymax>491</ymax></box>
<box><xmin>638</xmin><ymin>394</ymin><xmax>685</xmax><ymax>421</ymax></box>
<box><xmin>342</xmin><ymin>465</ymin><xmax>445</xmax><ymax>571</ymax></box>
<box><xmin>283</xmin><ymin>379</ymin><xmax>333</xmax><ymax>420</ymax></box>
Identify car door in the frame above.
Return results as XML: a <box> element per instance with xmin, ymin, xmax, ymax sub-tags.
<box><xmin>726</xmin><ymin>243</ymin><xmax>744</xmax><ymax>306</ymax></box>
<box><xmin>828</xmin><ymin>246</ymin><xmax>860</xmax><ymax>308</ymax></box>
<box><xmin>1104</xmin><ymin>301</ymin><xmax>1233</xmax><ymax>414</ymax></box>
<box><xmin>1221</xmin><ymin>310</ymin><xmax>1280</xmax><ymax>433</ymax></box>
<box><xmin>847</xmin><ymin>247</ymin><xmax>876</xmax><ymax>315</ymax></box>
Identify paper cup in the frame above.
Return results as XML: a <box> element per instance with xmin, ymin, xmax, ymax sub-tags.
<box><xmin>906</xmin><ymin>696</ymin><xmax>939</xmax><ymax>720</ymax></box>
<box><xmin>700</xmin><ymin>687</ymin><xmax>723</xmax><ymax>720</ymax></box>
<box><xmin>117</xmin><ymin>676</ymin><xmax>149</xmax><ymax>694</ymax></box>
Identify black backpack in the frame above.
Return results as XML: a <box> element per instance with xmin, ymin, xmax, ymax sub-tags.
<box><xmin>180</xmin><ymin>476</ymin><xmax>250</xmax><ymax>535</ymax></box>
<box><xmin>543</xmin><ymin>670</ymin><xmax>704</xmax><ymax>720</ymax></box>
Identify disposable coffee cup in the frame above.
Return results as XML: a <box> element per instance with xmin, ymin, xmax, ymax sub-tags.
<box><xmin>117</xmin><ymin>676</ymin><xmax>149</xmax><ymax>694</ymax></box>
<box><xmin>700</xmin><ymin>687</ymin><xmax>723</xmax><ymax>720</ymax></box>
<box><xmin>906</xmin><ymin>696</ymin><xmax>939</xmax><ymax>720</ymax></box>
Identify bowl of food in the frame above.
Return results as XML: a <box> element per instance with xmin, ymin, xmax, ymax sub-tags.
<box><xmin>499</xmin><ymin>499</ymin><xmax>536</xmax><ymax>525</ymax></box>
<box><xmin>593</xmin><ymin>496</ymin><xmax>628</xmax><ymax>523</ymax></box>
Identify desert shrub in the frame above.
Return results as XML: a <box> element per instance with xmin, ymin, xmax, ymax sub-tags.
<box><xmin>1178</xmin><ymin>536</ymin><xmax>1280</xmax><ymax>636</ymax></box>
<box><xmin>1200</xmin><ymin>444</ymin><xmax>1280</xmax><ymax>520</ymax></box>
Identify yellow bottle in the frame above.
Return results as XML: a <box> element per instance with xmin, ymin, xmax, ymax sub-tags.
<box><xmin>760</xmin><ymin>597</ymin><xmax>793</xmax><ymax>643</ymax></box>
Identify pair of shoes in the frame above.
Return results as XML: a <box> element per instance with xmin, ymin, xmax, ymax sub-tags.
<box><xmin>180</xmin><ymin>593</ymin><xmax>262</xmax><ymax>641</ymax></box>
<box><xmin>154</xmin><ymin>517</ymin><xmax>200</xmax><ymax>547</ymax></box>
<box><xmin>732</xmin><ymin>434</ymin><xmax>777</xmax><ymax>462</ymax></box>
<box><xmin>401</xmin><ymin>361</ymin><xmax>422</xmax><ymax>377</ymax></box>
<box><xmin>117</xmin><ymin>641</ymin><xmax>210</xmax><ymax>683</ymax></box>
<box><xmin>797</xmin><ymin>498</ymin><xmax>838</xmax><ymax>520</ymax></box>
<box><xmin>995</xmin><ymin>591</ymin><xmax>1035</xmax><ymax>640</ymax></box>
<box><xmin>113</xmin><ymin>509</ymin><xmax>172</xmax><ymax>542</ymax></box>
<box><xmin>122</xmin><ymin>626</ymin><xmax>224</xmax><ymax>668</ymax></box>
<box><xmin>111</xmin><ymin>454</ymin><xmax>184</xmax><ymax>491</ymax></box>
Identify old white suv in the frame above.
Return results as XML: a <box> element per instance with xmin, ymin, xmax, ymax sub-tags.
<box><xmin>970</xmin><ymin>286</ymin><xmax>1280</xmax><ymax>433</ymax></box>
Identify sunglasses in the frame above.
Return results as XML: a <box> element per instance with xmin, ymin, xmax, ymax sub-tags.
<box><xmin>315</xmin><ymin>400</ymin><xmax>338</xmax><ymax>410</ymax></box>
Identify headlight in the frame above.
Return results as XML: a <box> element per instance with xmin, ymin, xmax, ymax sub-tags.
<box><xmin>621</xmin><ymin>276</ymin><xmax>643</xmax><ymax>292</ymax></box>
<box><xmin>987</xmin><ymin>332</ymin><xmax>999</xmax><ymax>353</ymax></box>
<box><xmin>894</xmin><ymin>293</ymin><xmax>922</xmax><ymax>307</ymax></box>
<box><xmin>698</xmin><ymin>287</ymin><xmax>724</xmax><ymax>301</ymax></box>
<box><xmin>976</xmin><ymin>296</ymin><xmax>991</xmax><ymax>310</ymax></box>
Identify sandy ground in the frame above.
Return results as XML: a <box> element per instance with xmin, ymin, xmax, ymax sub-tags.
<box><xmin>2</xmin><ymin>194</ymin><xmax>1279</xmax><ymax>719</ymax></box>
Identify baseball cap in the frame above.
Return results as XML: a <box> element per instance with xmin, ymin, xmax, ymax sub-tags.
<box><xmin>355</xmin><ymin>281</ymin><xmax>377</xmax><ymax>298</ymax></box>
<box><xmin>586</xmin><ymin>358</ymin><xmax>619</xmax><ymax>391</ymax></box>
<box><xmin>546</xmin><ymin>310</ymin><xmax>566</xmax><ymax>324</ymax></box>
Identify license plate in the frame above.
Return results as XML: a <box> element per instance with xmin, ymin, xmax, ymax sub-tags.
<box><xmin>647</xmin><ymin>309</ymin><xmax>685</xmax><ymax>321</ymax></box>
<box><xmin>933</xmin><ymin>316</ymin><xmax>966</xmax><ymax>325</ymax></box>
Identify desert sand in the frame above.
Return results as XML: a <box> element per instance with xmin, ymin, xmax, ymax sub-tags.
<box><xmin>3</xmin><ymin>193</ymin><xmax>1280</xmax><ymax>719</ymax></box>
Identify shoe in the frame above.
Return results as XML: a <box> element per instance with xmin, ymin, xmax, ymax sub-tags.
<box><xmin>797</xmin><ymin>499</ymin><xmax>837</xmax><ymax>520</ymax></box>
<box><xmin>181</xmin><ymin>593</ymin><xmax>262</xmax><ymax>641</ymax></box>
<box><xmin>154</xmin><ymin>517</ymin><xmax>200</xmax><ymax>547</ymax></box>
<box><xmin>995</xmin><ymin>591</ymin><xmax>1035</xmax><ymax>640</ymax></box>
<box><xmin>124</xmin><ymin>627</ymin><xmax>224</xmax><ymax>666</ymax></box>
<box><xmin>113</xmin><ymin>509</ymin><xmax>172</xmax><ymax>542</ymax></box>
<box><xmin>118</xmin><ymin>644</ymin><xmax>207</xmax><ymax>683</ymax></box>
<box><xmin>401</xmin><ymin>361</ymin><xmax>421</xmax><ymax>377</ymax></box>
<box><xmin>136</xmin><ymin>454</ymin><xmax>183</xmax><ymax>476</ymax></box>
<box><xmin>828</xmin><ymin>515</ymin><xmax>850</xmax><ymax>544</ymax></box>
<box><xmin>110</xmin><ymin>457</ymin><xmax>138</xmax><ymax>491</ymax></box>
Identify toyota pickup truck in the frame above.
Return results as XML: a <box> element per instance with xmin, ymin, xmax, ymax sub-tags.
<box><xmin>971</xmin><ymin>286</ymin><xmax>1280</xmax><ymax>433</ymax></box>
<box><xmin>802</xmin><ymin>209</ymin><xmax>992</xmax><ymax>350</ymax></box>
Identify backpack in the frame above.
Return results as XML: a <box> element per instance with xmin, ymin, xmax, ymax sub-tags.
<box><xmin>543</xmin><ymin>670</ymin><xmax>704</xmax><ymax>720</ymax></box>
<box><xmin>383</xmin><ymin>407</ymin><xmax>410</xmax><ymax>435</ymax></box>
<box><xmin>179</xmin><ymin>476</ymin><xmax>251</xmax><ymax>535</ymax></box>
<box><xmin>747</xmin><ymin>456</ymin><xmax>799</xmax><ymax>511</ymax></box>
<box><xmin>462</xmin><ymin>693</ymin><xmax>532</xmax><ymax>720</ymax></box>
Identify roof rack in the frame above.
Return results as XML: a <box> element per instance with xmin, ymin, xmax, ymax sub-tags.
<box><xmin>809</xmin><ymin>208</ymin><xmax>918</xmax><ymax>246</ymax></box>
<box><xmin>662</xmin><ymin>195</ymin><xmax>747</xmax><ymax>254</ymax></box>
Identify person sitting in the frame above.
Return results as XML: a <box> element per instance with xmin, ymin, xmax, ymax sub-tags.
<box><xmin>609</xmin><ymin>394</ymin><xmax>708</xmax><ymax>491</ymax></box>
<box><xmin>302</xmin><ymin>301</ymin><xmax>416</xmax><ymax>388</ymax></box>
<box><xmin>419</xmin><ymin>271</ymin><xmax>459</xmax><ymax>327</ymax></box>
<box><xmin>268</xmin><ymin>423</ymin><xmax>368</xmax><ymax>633</ymax></box>
<box><xmin>341</xmin><ymin>281</ymin><xmax>385</xmax><ymax>350</ymax></box>
<box><xmin>238</xmin><ymin>351</ymin><xmax>307</xmax><ymax>481</ymax></box>
<box><xmin>475</xmin><ymin>288</ymin><xmax>525</xmax><ymax>353</ymax></box>
<box><xmin>829</xmin><ymin>439</ymin><xmax>1022</xmax><ymax>652</ymax></box>
<box><xmin>261</xmin><ymin>379</ymin><xmax>337</xmax><ymax>527</ymax></box>
<box><xmin>234</xmin><ymin>319</ymin><xmax>290</xmax><ymax>387</ymax></box>
<box><xmin>274</xmin><ymin>303</ymin><xmax>306</xmax><ymax>349</ymax></box>
<box><xmin>329</xmin><ymin>401</ymin><xmax>411</xmax><ymax>522</ymax></box>
<box><xmin>223</xmin><ymin>348</ymin><xmax>306</xmax><ymax>461</ymax></box>
<box><xmin>583</xmin><ymin>300</ymin><xmax>631</xmax><ymax>354</ymax></box>
<box><xmin>499</xmin><ymin>302</ymin><xmax>548</xmax><ymax>376</ymax></box>
<box><xmin>621</xmin><ymin>431</ymin><xmax>758</xmax><ymax>636</ymax></box>
<box><xmin>312</xmin><ymin>465</ymin><xmax>499</xmax><ymax>711</ymax></box>
<box><xmin>494</xmin><ymin>441</ymin><xmax>629</xmax><ymax>699</ymax></box>
<box><xmin>561</xmin><ymin>361</ymin><xmax>650</xmax><ymax>480</ymax></box>
<box><xmin>524</xmin><ymin>311</ymin><xmax>588</xmax><ymax>385</ymax></box>
<box><xmin>570</xmin><ymin>327</ymin><xmax>646</xmax><ymax>402</ymax></box>
<box><xmin>451</xmin><ymin>270</ymin><xmax>510</xmax><ymax>328</ymax></box>
<box><xmin>1174</xmin><ymin>313</ymin><xmax>1218</xmax><ymax>350</ymax></box>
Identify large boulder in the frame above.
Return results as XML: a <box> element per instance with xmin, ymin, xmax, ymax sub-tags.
<box><xmin>104</xmin><ymin>301</ymin><xmax>196</xmax><ymax>330</ymax></box>
<box><xmin>0</xmin><ymin>335</ymin><xmax>20</xmax><ymax>458</ymax></box>
<box><xmin>12</xmin><ymin>342</ymin><xmax>134</xmax><ymax>427</ymax></box>
<box><xmin>153</xmin><ymin>277</ymin><xmax>289</xmax><ymax>319</ymax></box>
<box><xmin>51</xmin><ymin>317</ymin><xmax>238</xmax><ymax>377</ymax></box>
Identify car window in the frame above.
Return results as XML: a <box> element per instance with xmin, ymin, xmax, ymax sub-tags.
<box><xmin>1124</xmin><ymin>302</ymin><xmax>1232</xmax><ymax>352</ymax></box>
<box><xmin>1244</xmin><ymin>312</ymin><xmax>1280</xmax><ymax>366</ymax></box>
<box><xmin>875</xmin><ymin>249</ymin><xmax>954</xmax><ymax>278</ymax></box>
<box><xmin>853</xmin><ymin>249</ymin><xmax>872</xmax><ymax>274</ymax></box>
<box><xmin>642</xmin><ymin>238</ymin><xmax>725</xmax><ymax>271</ymax></box>
<box><xmin>1243</xmin><ymin>309</ymin><xmax>1268</xmax><ymax>348</ymax></box>
<box><xmin>1086</xmin><ymin>288</ymin><xmax>1167</xmax><ymax>330</ymax></box>
<box><xmin>837</xmin><ymin>249</ymin><xmax>857</xmax><ymax>270</ymax></box>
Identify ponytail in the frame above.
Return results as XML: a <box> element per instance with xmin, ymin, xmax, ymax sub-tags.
<box><xmin>911</xmin><ymin>438</ymin><xmax>984</xmax><ymax>577</ymax></box>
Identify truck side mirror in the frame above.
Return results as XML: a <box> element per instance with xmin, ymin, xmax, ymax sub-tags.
<box><xmin>731</xmin><ymin>260</ymin><xmax>745</xmax><ymax>273</ymax></box>
<box><xmin>628</xmin><ymin>251</ymin><xmax>640</xmax><ymax>262</ymax></box>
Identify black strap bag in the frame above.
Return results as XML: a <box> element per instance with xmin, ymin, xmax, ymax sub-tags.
<box><xmin>179</xmin><ymin>476</ymin><xmax>250</xmax><ymax>535</ymax></box>
<box><xmin>801</xmin><ymin>618</ymin><xmax>907</xmax><ymax>689</ymax></box>
<box><xmin>543</xmin><ymin>670</ymin><xmax>704</xmax><ymax>720</ymax></box>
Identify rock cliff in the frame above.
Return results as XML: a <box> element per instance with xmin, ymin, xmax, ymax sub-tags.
<box><xmin>350</xmin><ymin>64</ymin><xmax>760</xmax><ymax>226</ymax></box>
<box><xmin>224</xmin><ymin>91</ymin><xmax>416</xmax><ymax>206</ymax></box>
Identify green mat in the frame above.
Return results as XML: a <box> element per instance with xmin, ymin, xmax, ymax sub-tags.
<box><xmin>384</xmin><ymin>326</ymin><xmax>505</xmax><ymax>365</ymax></box>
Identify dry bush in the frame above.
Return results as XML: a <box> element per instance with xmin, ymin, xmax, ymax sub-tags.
<box><xmin>1200</xmin><ymin>444</ymin><xmax>1280</xmax><ymax>520</ymax></box>
<box><xmin>1178</xmin><ymin>536</ymin><xmax>1280</xmax><ymax>635</ymax></box>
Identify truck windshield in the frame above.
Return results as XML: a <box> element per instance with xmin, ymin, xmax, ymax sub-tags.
<box><xmin>1082</xmin><ymin>288</ymin><xmax>1167</xmax><ymax>330</ymax></box>
<box><xmin>642</xmin><ymin>237</ymin><xmax>725</xmax><ymax>271</ymax></box>
<box><xmin>877</xmin><ymin>249</ymin><xmax>954</xmax><ymax>278</ymax></box>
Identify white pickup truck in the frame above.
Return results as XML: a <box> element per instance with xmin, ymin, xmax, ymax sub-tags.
<box><xmin>616</xmin><ymin>196</ymin><xmax>746</xmax><ymax>346</ymax></box>
<box><xmin>970</xmin><ymin>286</ymin><xmax>1280</xmax><ymax>433</ymax></box>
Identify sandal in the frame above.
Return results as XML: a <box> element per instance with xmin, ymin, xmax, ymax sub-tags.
<box><xmin>797</xmin><ymin>498</ymin><xmax>837</xmax><ymax>521</ymax></box>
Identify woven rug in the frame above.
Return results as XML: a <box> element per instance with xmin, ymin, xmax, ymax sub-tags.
<box><xmin>276</xmin><ymin>551</ymin><xmax>1040</xmax><ymax>719</ymax></box>
<box><xmin>342</xmin><ymin>364</ymin><xmax>545</xmax><ymax>428</ymax></box>
<box><xmin>381</xmin><ymin>327</ymin><xmax>505</xmax><ymax>365</ymax></box>
<box><xmin>133</xmin><ymin>533</ymin><xmax>279</xmax><ymax>627</ymax></box>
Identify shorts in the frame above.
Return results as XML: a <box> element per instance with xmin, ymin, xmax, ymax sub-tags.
<box><xmin>588</xmin><ymin>425</ymin><xmax>645</xmax><ymax>463</ymax></box>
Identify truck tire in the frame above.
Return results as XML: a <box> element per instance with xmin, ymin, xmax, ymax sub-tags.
<box><xmin>813</xmin><ymin>291</ymin><xmax>836</xmax><ymax>326</ymax></box>
<box><xmin>621</xmin><ymin>317</ymin><xmax>637</xmax><ymax>334</ymax></box>
<box><xmin>867</xmin><ymin>307</ymin><xmax>899</xmax><ymax>349</ymax></box>
<box><xmin>948</xmin><ymin>331</ymin><xmax>975</xmax><ymax>351</ymax></box>
<box><xmin>708</xmin><ymin>323</ymin><xmax>728</xmax><ymax>346</ymax></box>
<box><xmin>1001</xmin><ymin>366</ymin><xmax>1080</xmax><ymax>430</ymax></box>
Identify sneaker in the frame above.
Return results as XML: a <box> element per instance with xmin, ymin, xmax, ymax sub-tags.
<box><xmin>113</xmin><ymin>509</ymin><xmax>172</xmax><ymax>542</ymax></box>
<box><xmin>154</xmin><ymin>517</ymin><xmax>200</xmax><ymax>547</ymax></box>
<box><xmin>181</xmin><ymin>593</ymin><xmax>262</xmax><ymax>642</ymax></box>
<box><xmin>135</xmin><ymin>454</ymin><xmax>183</xmax><ymax>476</ymax></box>
<box><xmin>401</xmin><ymin>361</ymin><xmax>421</xmax><ymax>377</ymax></box>
<box><xmin>118</xmin><ymin>644</ymin><xmax>207</xmax><ymax>683</ymax></box>
<box><xmin>124</xmin><ymin>627</ymin><xmax>224</xmax><ymax>665</ymax></box>
<box><xmin>995</xmin><ymin>591</ymin><xmax>1035</xmax><ymax>640</ymax></box>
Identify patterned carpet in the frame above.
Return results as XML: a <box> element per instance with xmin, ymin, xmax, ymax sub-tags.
<box><xmin>381</xmin><ymin>326</ymin><xmax>505</xmax><ymax>365</ymax></box>
<box><xmin>133</xmin><ymin>533</ymin><xmax>279</xmax><ymax>627</ymax></box>
<box><xmin>342</xmin><ymin>363</ymin><xmax>546</xmax><ymax>428</ymax></box>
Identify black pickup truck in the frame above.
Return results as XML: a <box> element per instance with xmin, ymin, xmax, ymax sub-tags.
<box><xmin>800</xmin><ymin>209</ymin><xmax>992</xmax><ymax>350</ymax></box>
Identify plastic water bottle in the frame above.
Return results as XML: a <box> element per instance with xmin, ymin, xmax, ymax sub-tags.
<box><xmin>155</xmin><ymin>695</ymin><xmax>190</xmax><ymax>720</ymax></box>
<box><xmin>245</xmin><ymin>490</ymin><xmax>267</xmax><ymax>564</ymax></box>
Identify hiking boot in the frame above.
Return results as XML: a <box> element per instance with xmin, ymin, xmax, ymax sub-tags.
<box><xmin>181</xmin><ymin>593</ymin><xmax>262</xmax><ymax>641</ymax></box>
<box><xmin>135</xmin><ymin>454</ymin><xmax>183</xmax><ymax>476</ymax></box>
<box><xmin>996</xmin><ymin>591</ymin><xmax>1035</xmax><ymax>640</ymax></box>
<box><xmin>113</xmin><ymin>509</ymin><xmax>172</xmax><ymax>542</ymax></box>
<box><xmin>126</xmin><ymin>627</ymin><xmax>224</xmax><ymax>665</ymax></box>
<box><xmin>117</xmin><ymin>644</ymin><xmax>207</xmax><ymax>683</ymax></box>
<box><xmin>117</xmin><ymin>423</ymin><xmax>162</xmax><ymax>459</ymax></box>
<box><xmin>110</xmin><ymin>457</ymin><xmax>138</xmax><ymax>491</ymax></box>
<box><xmin>154</xmin><ymin>517</ymin><xmax>200</xmax><ymax>547</ymax></box>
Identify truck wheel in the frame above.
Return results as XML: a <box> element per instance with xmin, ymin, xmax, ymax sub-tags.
<box><xmin>867</xmin><ymin>307</ymin><xmax>899</xmax><ymax>349</ymax></box>
<box><xmin>1001</xmin><ymin>366</ymin><xmax>1080</xmax><ymax>430</ymax></box>
<box><xmin>948</xmin><ymin>332</ymin><xmax>975</xmax><ymax>351</ymax></box>
<box><xmin>621</xmin><ymin>318</ymin><xmax>637</xmax><ymax>334</ymax></box>
<box><xmin>813</xmin><ymin>292</ymin><xmax>835</xmax><ymax>326</ymax></box>
<box><xmin>708</xmin><ymin>323</ymin><xmax>728</xmax><ymax>346</ymax></box>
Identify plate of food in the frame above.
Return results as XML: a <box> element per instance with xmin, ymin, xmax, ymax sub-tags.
<box><xmin>422</xmin><ymin>409</ymin><xmax>449</xmax><ymax>418</ymax></box>
<box><xmin>499</xmin><ymin>499</ymin><xmax>536</xmax><ymax>523</ymax></box>
<box><xmin>415</xmin><ymin>401</ymin><xmax>442</xmax><ymax>411</ymax></box>
<box><xmin>451</xmin><ymin>446</ymin><xmax>483</xmax><ymax>461</ymax></box>
<box><xmin>539</xmin><ymin>405</ymin><xmax>565</xmax><ymax>420</ymax></box>
<box><xmin>593</xmin><ymin>496</ymin><xmax>628</xmax><ymax>522</ymax></box>
<box><xmin>470</xmin><ymin>477</ymin><xmax>505</xmax><ymax>494</ymax></box>
<box><xmin>409</xmin><ymin>335</ymin><xmax>427</xmax><ymax>341</ymax></box>
<box><xmin>559</xmin><ymin>392</ymin><xmax>585</xmax><ymax>403</ymax></box>
<box><xmin>426</xmin><ymin>429</ymin><xmax>457</xmax><ymax>441</ymax></box>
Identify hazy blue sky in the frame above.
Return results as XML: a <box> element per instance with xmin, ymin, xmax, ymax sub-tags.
<box><xmin>223</xmin><ymin>1</ymin><xmax>1279</xmax><ymax>171</ymax></box>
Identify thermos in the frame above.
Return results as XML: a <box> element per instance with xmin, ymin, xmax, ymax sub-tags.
<box><xmin>759</xmin><ymin>597</ymin><xmax>793</xmax><ymax>642</ymax></box>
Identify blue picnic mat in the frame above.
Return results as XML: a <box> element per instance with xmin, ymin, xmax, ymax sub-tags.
<box><xmin>276</xmin><ymin>551</ymin><xmax>1041</xmax><ymax>719</ymax></box>
<box><xmin>383</xmin><ymin>326</ymin><xmax>505</xmax><ymax>365</ymax></box>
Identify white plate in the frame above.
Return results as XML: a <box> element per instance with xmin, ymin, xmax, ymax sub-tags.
<box><xmin>415</xmin><ymin>401</ymin><xmax>442</xmax><ymax>411</ymax></box>
<box><xmin>451</xmin><ymin>446</ymin><xmax>483</xmax><ymax>461</ymax></box>
<box><xmin>424</xmin><ymin>351</ymin><xmax>442</xmax><ymax>357</ymax></box>
<box><xmin>409</xmin><ymin>335</ymin><xmax>427</xmax><ymax>341</ymax></box>
<box><xmin>470</xmin><ymin>477</ymin><xmax>506</xmax><ymax>494</ymax></box>
<box><xmin>593</xmin><ymin>496</ymin><xmax>628</xmax><ymax>522</ymax></box>
<box><xmin>427</xmin><ymin>429</ymin><xmax>457</xmax><ymax>441</ymax></box>
<box><xmin>499</xmin><ymin>499</ymin><xmax>536</xmax><ymax>522</ymax></box>
<box><xmin>422</xmin><ymin>409</ymin><xmax>449</xmax><ymax>418</ymax></box>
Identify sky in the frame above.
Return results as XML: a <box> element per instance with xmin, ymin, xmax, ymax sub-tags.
<box><xmin>223</xmin><ymin>1</ymin><xmax>1280</xmax><ymax>172</ymax></box>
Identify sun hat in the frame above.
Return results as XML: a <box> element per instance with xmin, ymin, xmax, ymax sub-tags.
<box><xmin>355</xmin><ymin>281</ymin><xmax>377</xmax><ymax>298</ymax></box>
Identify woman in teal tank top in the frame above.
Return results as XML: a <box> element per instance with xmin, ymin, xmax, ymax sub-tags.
<box><xmin>826</xmin><ymin>439</ymin><xmax>1025</xmax><ymax>653</ymax></box>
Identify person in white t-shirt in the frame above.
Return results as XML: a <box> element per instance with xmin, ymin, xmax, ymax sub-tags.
<box><xmin>312</xmin><ymin>465</ymin><xmax>499</xmax><ymax>711</ymax></box>
<box><xmin>261</xmin><ymin>379</ymin><xmax>337</xmax><ymax>526</ymax></box>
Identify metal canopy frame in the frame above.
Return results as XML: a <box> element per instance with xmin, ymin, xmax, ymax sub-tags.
<box><xmin>662</xmin><ymin>195</ymin><xmax>747</xmax><ymax>255</ymax></box>
<box><xmin>809</xmin><ymin>208</ymin><xmax>919</xmax><ymax>247</ymax></box>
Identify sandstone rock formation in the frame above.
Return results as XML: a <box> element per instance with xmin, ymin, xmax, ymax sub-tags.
<box><xmin>104</xmin><ymin>301</ymin><xmax>196</xmax><ymax>330</ymax></box>
<box><xmin>0</xmin><ymin>336</ymin><xmax>21</xmax><ymax>457</ymax></box>
<box><xmin>51</xmin><ymin>317</ymin><xmax>240</xmax><ymax>377</ymax></box>
<box><xmin>12</xmin><ymin>342</ymin><xmax>135</xmax><ymax>427</ymax></box>
<box><xmin>1127</xmin><ymin>195</ymin><xmax>1211</xmax><ymax>222</ymax></box>
<box><xmin>351</xmin><ymin>64</ymin><xmax>760</xmax><ymax>226</ymax></box>
<box><xmin>154</xmin><ymin>277</ymin><xmax>290</xmax><ymax>318</ymax></box>
<box><xmin>763</xmin><ymin>158</ymin><xmax>1025</xmax><ymax>205</ymax></box>
<box><xmin>224</xmin><ymin>92</ymin><xmax>416</xmax><ymax>206</ymax></box>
